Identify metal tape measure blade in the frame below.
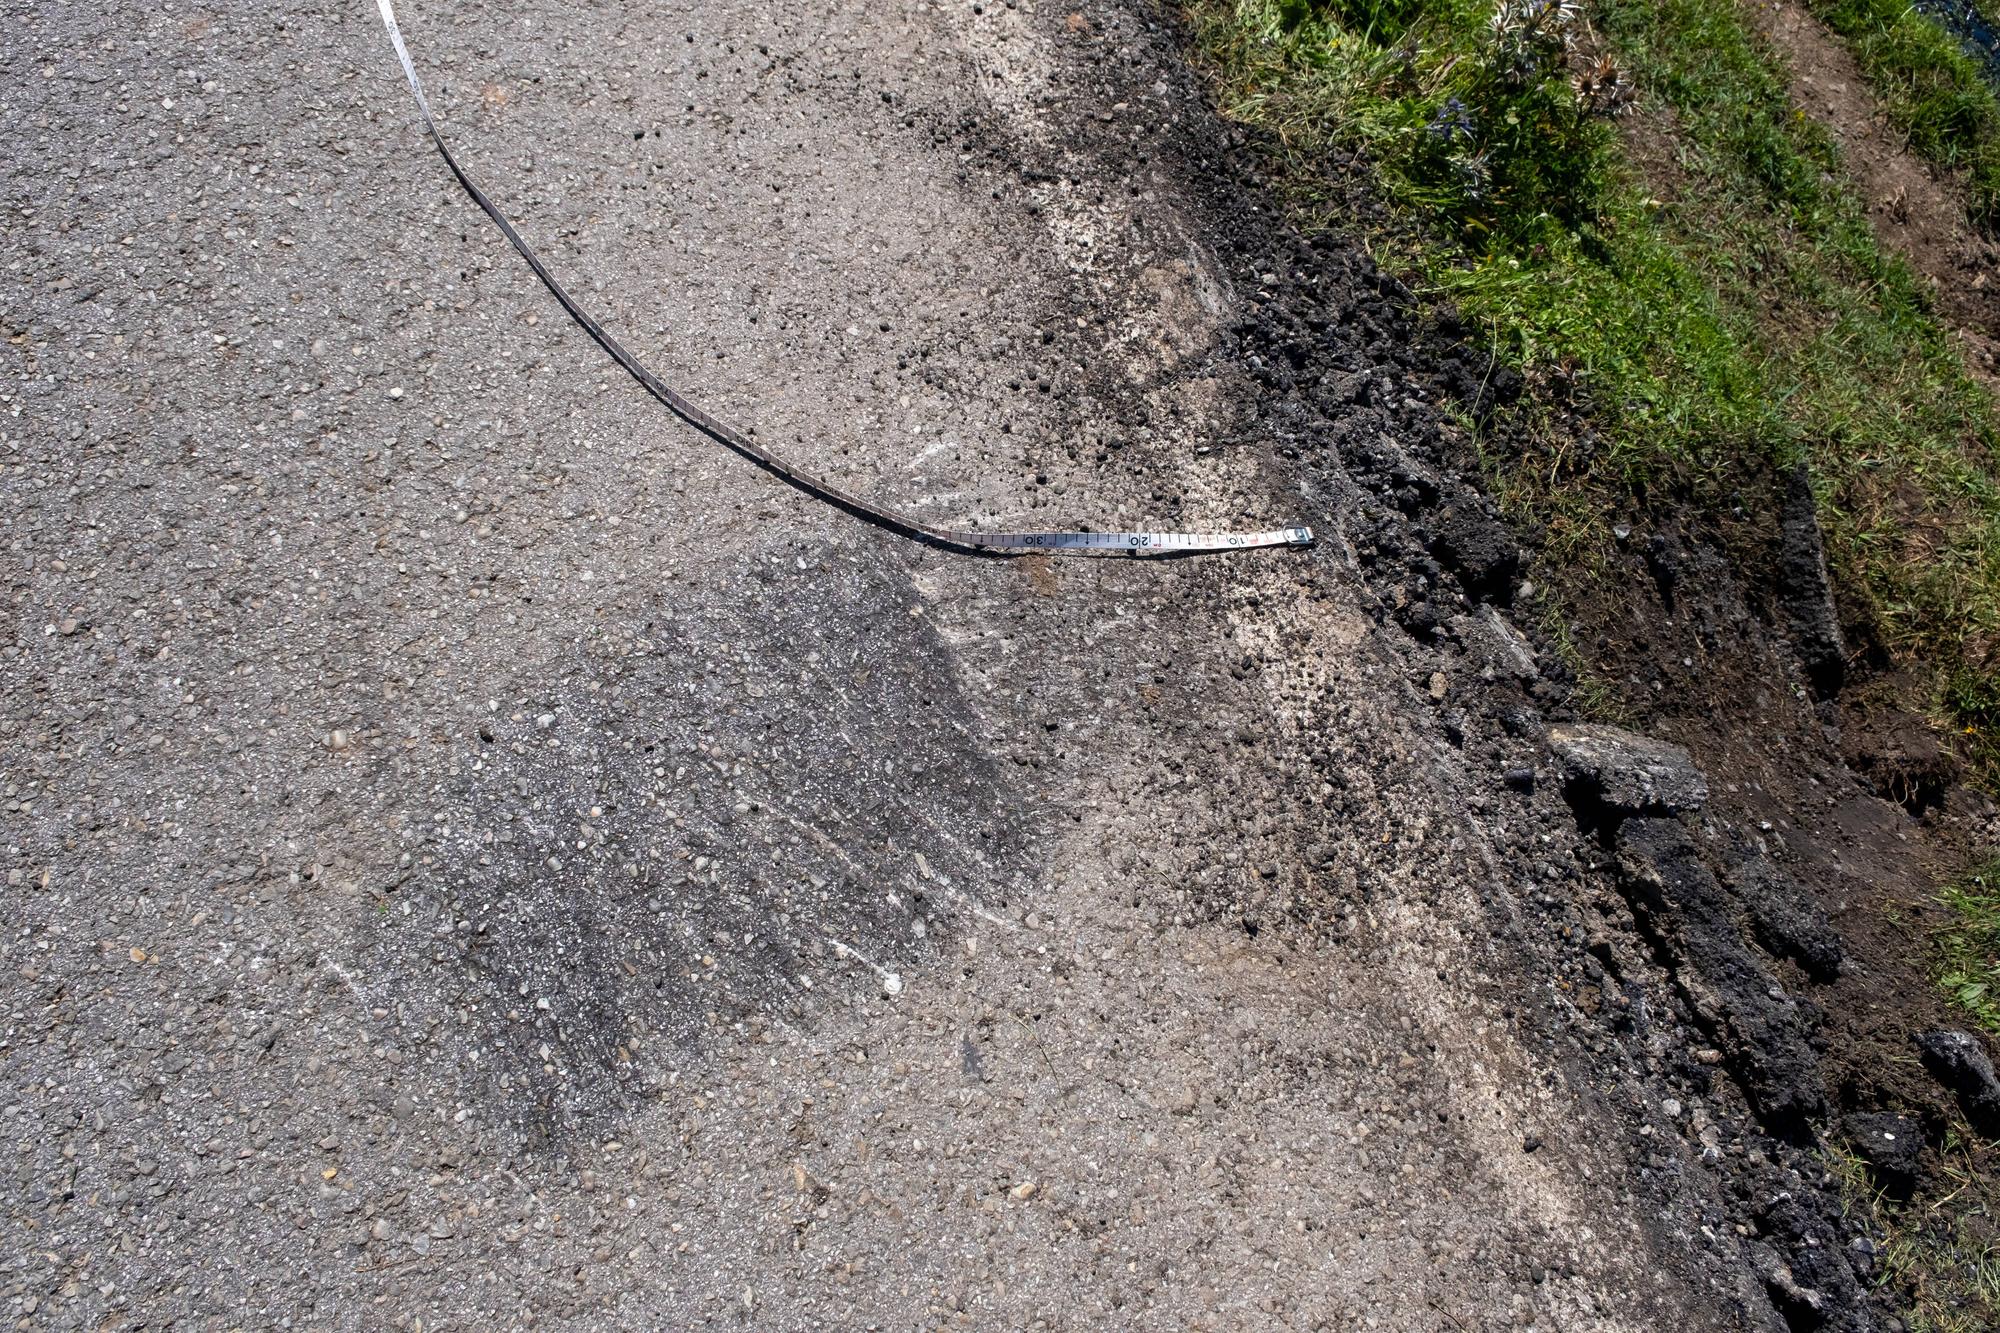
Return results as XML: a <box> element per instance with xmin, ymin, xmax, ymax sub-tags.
<box><xmin>373</xmin><ymin>0</ymin><xmax>1313</xmax><ymax>559</ymax></box>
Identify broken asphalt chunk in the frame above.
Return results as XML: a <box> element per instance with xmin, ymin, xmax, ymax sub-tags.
<box><xmin>1549</xmin><ymin>723</ymin><xmax>1708</xmax><ymax>820</ymax></box>
<box><xmin>1915</xmin><ymin>1029</ymin><xmax>2000</xmax><ymax>1137</ymax></box>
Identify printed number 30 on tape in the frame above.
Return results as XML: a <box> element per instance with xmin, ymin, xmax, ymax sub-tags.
<box><xmin>373</xmin><ymin>0</ymin><xmax>1314</xmax><ymax>558</ymax></box>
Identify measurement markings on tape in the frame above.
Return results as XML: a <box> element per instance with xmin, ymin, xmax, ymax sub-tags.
<box><xmin>373</xmin><ymin>0</ymin><xmax>1313</xmax><ymax>558</ymax></box>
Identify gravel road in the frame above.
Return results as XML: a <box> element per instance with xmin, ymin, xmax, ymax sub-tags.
<box><xmin>5</xmin><ymin>1</ymin><xmax>1800</xmax><ymax>1328</ymax></box>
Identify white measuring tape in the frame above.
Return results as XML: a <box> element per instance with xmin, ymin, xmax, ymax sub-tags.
<box><xmin>373</xmin><ymin>0</ymin><xmax>1313</xmax><ymax>557</ymax></box>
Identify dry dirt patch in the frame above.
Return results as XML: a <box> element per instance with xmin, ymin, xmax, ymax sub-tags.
<box><xmin>1747</xmin><ymin>0</ymin><xmax>2000</xmax><ymax>366</ymax></box>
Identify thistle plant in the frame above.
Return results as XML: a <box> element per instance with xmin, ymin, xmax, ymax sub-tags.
<box><xmin>1487</xmin><ymin>0</ymin><xmax>1579</xmax><ymax>87</ymax></box>
<box><xmin>1452</xmin><ymin>147</ymin><xmax>1495</xmax><ymax>203</ymax></box>
<box><xmin>1305</xmin><ymin>0</ymin><xmax>1632</xmax><ymax>224</ymax></box>
<box><xmin>1571</xmin><ymin>54</ymin><xmax>1636</xmax><ymax>119</ymax></box>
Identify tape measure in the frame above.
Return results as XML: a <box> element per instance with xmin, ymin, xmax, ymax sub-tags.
<box><xmin>373</xmin><ymin>0</ymin><xmax>1313</xmax><ymax>557</ymax></box>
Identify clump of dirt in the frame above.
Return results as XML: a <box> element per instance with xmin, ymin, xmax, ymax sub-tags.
<box><xmin>1841</xmin><ymin>676</ymin><xmax>1962</xmax><ymax>813</ymax></box>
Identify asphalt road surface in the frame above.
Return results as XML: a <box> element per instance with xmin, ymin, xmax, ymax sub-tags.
<box><xmin>4</xmin><ymin>1</ymin><xmax>1780</xmax><ymax>1328</ymax></box>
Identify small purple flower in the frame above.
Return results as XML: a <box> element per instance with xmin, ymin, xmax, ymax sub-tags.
<box><xmin>1427</xmin><ymin>96</ymin><xmax>1476</xmax><ymax>147</ymax></box>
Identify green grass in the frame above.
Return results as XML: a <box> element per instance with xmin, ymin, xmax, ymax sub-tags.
<box><xmin>1938</xmin><ymin>856</ymin><xmax>2000</xmax><ymax>1035</ymax></box>
<box><xmin>1188</xmin><ymin>0</ymin><xmax>2000</xmax><ymax>779</ymax></box>
<box><xmin>1804</xmin><ymin>0</ymin><xmax>2000</xmax><ymax>228</ymax></box>
<box><xmin>1825</xmin><ymin>1129</ymin><xmax>2000</xmax><ymax>1332</ymax></box>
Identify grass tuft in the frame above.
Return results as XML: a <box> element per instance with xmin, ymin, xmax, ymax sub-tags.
<box><xmin>1937</xmin><ymin>856</ymin><xmax>2000</xmax><ymax>1036</ymax></box>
